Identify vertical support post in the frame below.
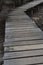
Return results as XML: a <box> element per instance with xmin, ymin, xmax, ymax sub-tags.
<box><xmin>31</xmin><ymin>9</ymin><xmax>33</xmax><ymax>17</ymax></box>
<box><xmin>0</xmin><ymin>18</ymin><xmax>4</xmax><ymax>65</ymax></box>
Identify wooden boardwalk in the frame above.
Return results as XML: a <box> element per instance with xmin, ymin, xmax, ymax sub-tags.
<box><xmin>3</xmin><ymin>0</ymin><xmax>43</xmax><ymax>65</ymax></box>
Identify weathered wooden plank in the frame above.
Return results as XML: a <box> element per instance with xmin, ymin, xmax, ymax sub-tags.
<box><xmin>4</xmin><ymin>50</ymin><xmax>43</xmax><ymax>60</ymax></box>
<box><xmin>4</xmin><ymin>44</ymin><xmax>43</xmax><ymax>52</ymax></box>
<box><xmin>4</xmin><ymin>39</ymin><xmax>43</xmax><ymax>46</ymax></box>
<box><xmin>5</xmin><ymin>36</ymin><xmax>43</xmax><ymax>42</ymax></box>
<box><xmin>5</xmin><ymin>32</ymin><xmax>43</xmax><ymax>39</ymax></box>
<box><xmin>4</xmin><ymin>56</ymin><xmax>43</xmax><ymax>65</ymax></box>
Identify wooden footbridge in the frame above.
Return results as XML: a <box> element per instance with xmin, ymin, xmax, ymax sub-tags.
<box><xmin>3</xmin><ymin>0</ymin><xmax>43</xmax><ymax>65</ymax></box>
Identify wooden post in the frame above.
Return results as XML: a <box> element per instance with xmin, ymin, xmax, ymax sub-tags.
<box><xmin>0</xmin><ymin>19</ymin><xmax>4</xmax><ymax>65</ymax></box>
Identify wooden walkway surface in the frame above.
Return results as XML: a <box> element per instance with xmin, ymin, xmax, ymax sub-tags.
<box><xmin>3</xmin><ymin>0</ymin><xmax>43</xmax><ymax>65</ymax></box>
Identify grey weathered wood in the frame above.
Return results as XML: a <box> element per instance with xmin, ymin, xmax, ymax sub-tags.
<box><xmin>4</xmin><ymin>44</ymin><xmax>43</xmax><ymax>52</ymax></box>
<box><xmin>4</xmin><ymin>50</ymin><xmax>43</xmax><ymax>60</ymax></box>
<box><xmin>3</xmin><ymin>0</ymin><xmax>43</xmax><ymax>65</ymax></box>
<box><xmin>4</xmin><ymin>40</ymin><xmax>43</xmax><ymax>47</ymax></box>
<box><xmin>4</xmin><ymin>56</ymin><xmax>43</xmax><ymax>65</ymax></box>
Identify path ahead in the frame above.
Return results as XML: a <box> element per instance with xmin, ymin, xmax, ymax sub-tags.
<box><xmin>3</xmin><ymin>0</ymin><xmax>43</xmax><ymax>65</ymax></box>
